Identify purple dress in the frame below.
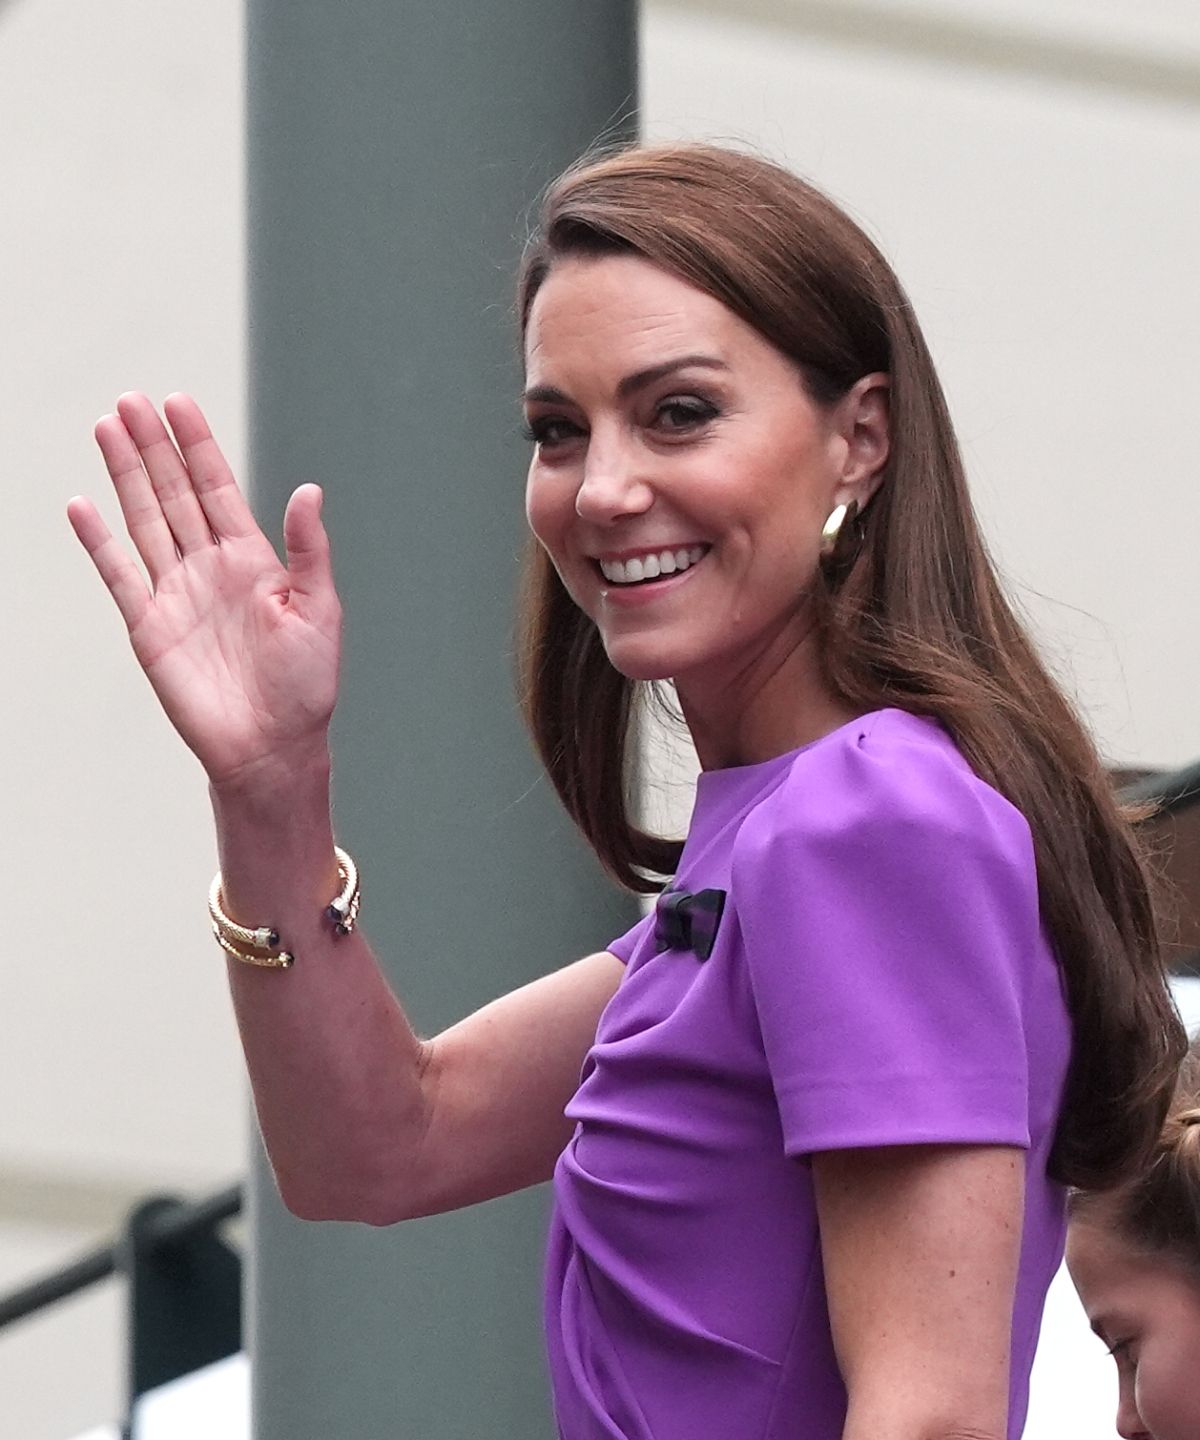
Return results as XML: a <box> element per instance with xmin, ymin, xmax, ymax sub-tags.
<box><xmin>545</xmin><ymin>708</ymin><xmax>1071</xmax><ymax>1439</ymax></box>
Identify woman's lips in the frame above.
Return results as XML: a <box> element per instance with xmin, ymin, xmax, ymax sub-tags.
<box><xmin>596</xmin><ymin>543</ymin><xmax>710</xmax><ymax>585</ymax></box>
<box><xmin>595</xmin><ymin>547</ymin><xmax>709</xmax><ymax>605</ymax></box>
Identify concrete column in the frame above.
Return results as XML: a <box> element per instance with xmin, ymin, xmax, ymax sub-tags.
<box><xmin>245</xmin><ymin>5</ymin><xmax>638</xmax><ymax>1435</ymax></box>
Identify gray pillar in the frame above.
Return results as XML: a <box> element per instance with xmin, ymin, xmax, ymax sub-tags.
<box><xmin>245</xmin><ymin>6</ymin><xmax>638</xmax><ymax>1438</ymax></box>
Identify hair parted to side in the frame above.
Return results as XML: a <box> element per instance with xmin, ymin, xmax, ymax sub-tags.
<box><xmin>514</xmin><ymin>140</ymin><xmax>1185</xmax><ymax>1190</ymax></box>
<box><xmin>1070</xmin><ymin>1034</ymin><xmax>1200</xmax><ymax>1274</ymax></box>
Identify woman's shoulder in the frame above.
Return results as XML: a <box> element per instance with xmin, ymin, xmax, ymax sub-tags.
<box><xmin>737</xmin><ymin>707</ymin><xmax>1036</xmax><ymax>878</ymax></box>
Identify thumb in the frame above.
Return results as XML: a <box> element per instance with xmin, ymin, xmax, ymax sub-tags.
<box><xmin>283</xmin><ymin>484</ymin><xmax>334</xmax><ymax>604</ymax></box>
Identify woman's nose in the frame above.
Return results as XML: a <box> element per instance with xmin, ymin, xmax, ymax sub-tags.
<box><xmin>574</xmin><ymin>451</ymin><xmax>654</xmax><ymax>524</ymax></box>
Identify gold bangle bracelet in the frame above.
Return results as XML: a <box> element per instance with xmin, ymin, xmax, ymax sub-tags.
<box><xmin>208</xmin><ymin>845</ymin><xmax>362</xmax><ymax>967</ymax></box>
<box><xmin>325</xmin><ymin>846</ymin><xmax>361</xmax><ymax>935</ymax></box>
<box><xmin>210</xmin><ymin>922</ymin><xmax>294</xmax><ymax>969</ymax></box>
<box><xmin>207</xmin><ymin>874</ymin><xmax>282</xmax><ymax>952</ymax></box>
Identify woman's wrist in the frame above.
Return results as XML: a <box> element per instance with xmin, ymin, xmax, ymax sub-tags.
<box><xmin>210</xmin><ymin>754</ymin><xmax>341</xmax><ymax>939</ymax></box>
<box><xmin>209</xmin><ymin>741</ymin><xmax>339</xmax><ymax>909</ymax></box>
<box><xmin>208</xmin><ymin>741</ymin><xmax>334</xmax><ymax>825</ymax></box>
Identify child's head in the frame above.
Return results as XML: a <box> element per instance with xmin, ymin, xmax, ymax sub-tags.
<box><xmin>1066</xmin><ymin>1036</ymin><xmax>1200</xmax><ymax>1440</ymax></box>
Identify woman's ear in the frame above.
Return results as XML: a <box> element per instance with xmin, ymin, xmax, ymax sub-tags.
<box><xmin>838</xmin><ymin>372</ymin><xmax>890</xmax><ymax>508</ymax></box>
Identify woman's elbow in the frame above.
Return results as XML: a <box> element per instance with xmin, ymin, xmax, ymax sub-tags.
<box><xmin>273</xmin><ymin>1168</ymin><xmax>415</xmax><ymax>1227</ymax></box>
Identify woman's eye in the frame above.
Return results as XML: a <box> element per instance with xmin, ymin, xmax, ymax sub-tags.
<box><xmin>654</xmin><ymin>397</ymin><xmax>719</xmax><ymax>432</ymax></box>
<box><xmin>523</xmin><ymin>417</ymin><xmax>582</xmax><ymax>449</ymax></box>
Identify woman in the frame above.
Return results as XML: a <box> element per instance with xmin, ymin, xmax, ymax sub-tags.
<box><xmin>1068</xmin><ymin>1035</ymin><xmax>1200</xmax><ymax>1440</ymax></box>
<box><xmin>67</xmin><ymin>142</ymin><xmax>1183</xmax><ymax>1440</ymax></box>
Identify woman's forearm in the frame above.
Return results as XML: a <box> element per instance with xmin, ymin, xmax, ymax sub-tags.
<box><xmin>211</xmin><ymin>750</ymin><xmax>431</xmax><ymax>1225</ymax></box>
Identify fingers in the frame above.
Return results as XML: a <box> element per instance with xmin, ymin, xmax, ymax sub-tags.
<box><xmin>66</xmin><ymin>495</ymin><xmax>153</xmax><ymax>634</ymax></box>
<box><xmin>163</xmin><ymin>393</ymin><xmax>259</xmax><ymax>542</ymax></box>
<box><xmin>94</xmin><ymin>412</ymin><xmax>181</xmax><ymax>584</ymax></box>
<box><xmin>282</xmin><ymin>485</ymin><xmax>335</xmax><ymax>605</ymax></box>
<box><xmin>115</xmin><ymin>392</ymin><xmax>214</xmax><ymax>557</ymax></box>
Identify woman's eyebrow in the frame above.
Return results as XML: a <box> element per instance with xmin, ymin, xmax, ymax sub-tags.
<box><xmin>522</xmin><ymin>354</ymin><xmax>730</xmax><ymax>407</ymax></box>
<box><xmin>615</xmin><ymin>355</ymin><xmax>730</xmax><ymax>399</ymax></box>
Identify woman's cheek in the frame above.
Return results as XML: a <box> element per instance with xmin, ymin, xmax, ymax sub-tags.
<box><xmin>536</xmin><ymin>534</ymin><xmax>594</xmax><ymax>615</ymax></box>
<box><xmin>523</xmin><ymin>478</ymin><xmax>552</xmax><ymax>547</ymax></box>
<box><xmin>527</xmin><ymin>481</ymin><xmax>587</xmax><ymax>570</ymax></box>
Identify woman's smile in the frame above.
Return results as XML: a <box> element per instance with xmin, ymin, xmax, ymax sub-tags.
<box><xmin>594</xmin><ymin>543</ymin><xmax>711</xmax><ymax>605</ymax></box>
<box><xmin>596</xmin><ymin>542</ymin><xmax>709</xmax><ymax>586</ymax></box>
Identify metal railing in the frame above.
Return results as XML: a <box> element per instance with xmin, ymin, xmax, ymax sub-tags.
<box><xmin>0</xmin><ymin>1183</ymin><xmax>243</xmax><ymax>1435</ymax></box>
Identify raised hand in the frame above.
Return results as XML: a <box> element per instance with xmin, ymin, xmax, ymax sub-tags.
<box><xmin>67</xmin><ymin>393</ymin><xmax>341</xmax><ymax>792</ymax></box>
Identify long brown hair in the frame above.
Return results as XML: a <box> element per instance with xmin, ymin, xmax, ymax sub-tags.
<box><xmin>1070</xmin><ymin>1033</ymin><xmax>1200</xmax><ymax>1272</ymax></box>
<box><xmin>515</xmin><ymin>141</ymin><xmax>1185</xmax><ymax>1190</ymax></box>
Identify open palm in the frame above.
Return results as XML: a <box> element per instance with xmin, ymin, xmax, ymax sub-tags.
<box><xmin>67</xmin><ymin>392</ymin><xmax>341</xmax><ymax>790</ymax></box>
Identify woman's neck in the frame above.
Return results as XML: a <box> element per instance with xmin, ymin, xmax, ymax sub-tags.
<box><xmin>676</xmin><ymin>622</ymin><xmax>860</xmax><ymax>770</ymax></box>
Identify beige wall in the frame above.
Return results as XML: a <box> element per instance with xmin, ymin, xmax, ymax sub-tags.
<box><xmin>0</xmin><ymin>1</ymin><xmax>246</xmax><ymax>1433</ymax></box>
<box><xmin>0</xmin><ymin>0</ymin><xmax>248</xmax><ymax>1187</ymax></box>
<box><xmin>1</xmin><ymin>1</ymin><xmax>1197</xmax><ymax>1436</ymax></box>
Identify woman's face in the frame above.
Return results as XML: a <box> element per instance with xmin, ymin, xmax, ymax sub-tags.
<box><xmin>1067</xmin><ymin>1214</ymin><xmax>1200</xmax><ymax>1440</ymax></box>
<box><xmin>522</xmin><ymin>253</ymin><xmax>885</xmax><ymax>688</ymax></box>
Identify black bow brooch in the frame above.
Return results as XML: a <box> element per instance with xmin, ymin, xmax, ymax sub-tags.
<box><xmin>654</xmin><ymin>887</ymin><xmax>726</xmax><ymax>961</ymax></box>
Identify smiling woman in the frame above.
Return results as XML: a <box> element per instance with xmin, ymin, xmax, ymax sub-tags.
<box><xmin>522</xmin><ymin>255</ymin><xmax>887</xmax><ymax>713</ymax></box>
<box><xmin>67</xmin><ymin>140</ymin><xmax>1185</xmax><ymax>1440</ymax></box>
<box><xmin>513</xmin><ymin>143</ymin><xmax>1184</xmax><ymax>1440</ymax></box>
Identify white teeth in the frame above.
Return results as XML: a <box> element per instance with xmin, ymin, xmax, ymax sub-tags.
<box><xmin>598</xmin><ymin>545</ymin><xmax>709</xmax><ymax>585</ymax></box>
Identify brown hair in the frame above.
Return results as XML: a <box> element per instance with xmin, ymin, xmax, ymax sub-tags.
<box><xmin>515</xmin><ymin>141</ymin><xmax>1185</xmax><ymax>1189</ymax></box>
<box><xmin>1070</xmin><ymin>1034</ymin><xmax>1200</xmax><ymax>1272</ymax></box>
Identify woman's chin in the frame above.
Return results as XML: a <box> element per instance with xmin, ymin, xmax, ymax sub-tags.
<box><xmin>601</xmin><ymin>637</ymin><xmax>699</xmax><ymax>683</ymax></box>
<box><xmin>604</xmin><ymin>653</ymin><xmax>675</xmax><ymax>682</ymax></box>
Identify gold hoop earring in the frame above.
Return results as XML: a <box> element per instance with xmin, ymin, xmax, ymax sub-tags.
<box><xmin>819</xmin><ymin>500</ymin><xmax>859</xmax><ymax>563</ymax></box>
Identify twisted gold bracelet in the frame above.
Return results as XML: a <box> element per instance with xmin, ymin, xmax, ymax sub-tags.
<box><xmin>208</xmin><ymin>845</ymin><xmax>361</xmax><ymax>968</ymax></box>
<box><xmin>210</xmin><ymin>921</ymin><xmax>294</xmax><ymax>969</ymax></box>
<box><xmin>324</xmin><ymin>846</ymin><xmax>361</xmax><ymax>935</ymax></box>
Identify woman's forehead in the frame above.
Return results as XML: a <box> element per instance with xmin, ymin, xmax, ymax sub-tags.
<box><xmin>523</xmin><ymin>255</ymin><xmax>765</xmax><ymax>391</ymax></box>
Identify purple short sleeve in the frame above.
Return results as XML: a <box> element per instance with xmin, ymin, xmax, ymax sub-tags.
<box><xmin>731</xmin><ymin>723</ymin><xmax>1040</xmax><ymax>1157</ymax></box>
<box><xmin>605</xmin><ymin>911</ymin><xmax>654</xmax><ymax>965</ymax></box>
